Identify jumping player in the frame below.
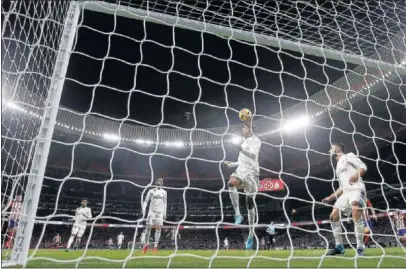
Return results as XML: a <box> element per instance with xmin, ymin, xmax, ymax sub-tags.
<box><xmin>142</xmin><ymin>177</ymin><xmax>167</xmax><ymax>253</ymax></box>
<box><xmin>66</xmin><ymin>199</ymin><xmax>92</xmax><ymax>251</ymax></box>
<box><xmin>322</xmin><ymin>143</ymin><xmax>368</xmax><ymax>256</ymax></box>
<box><xmin>223</xmin><ymin>123</ymin><xmax>261</xmax><ymax>250</ymax></box>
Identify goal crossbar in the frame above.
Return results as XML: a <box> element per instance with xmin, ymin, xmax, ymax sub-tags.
<box><xmin>80</xmin><ymin>1</ymin><xmax>406</xmax><ymax>76</ymax></box>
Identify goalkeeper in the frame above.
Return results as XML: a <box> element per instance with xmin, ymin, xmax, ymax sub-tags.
<box><xmin>223</xmin><ymin>123</ymin><xmax>261</xmax><ymax>250</ymax></box>
<box><xmin>142</xmin><ymin>177</ymin><xmax>167</xmax><ymax>253</ymax></box>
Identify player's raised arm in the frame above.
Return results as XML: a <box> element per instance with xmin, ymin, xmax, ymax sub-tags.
<box><xmin>142</xmin><ymin>189</ymin><xmax>152</xmax><ymax>215</ymax></box>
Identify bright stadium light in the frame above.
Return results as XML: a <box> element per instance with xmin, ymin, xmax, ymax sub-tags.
<box><xmin>171</xmin><ymin>141</ymin><xmax>185</xmax><ymax>148</ymax></box>
<box><xmin>135</xmin><ymin>139</ymin><xmax>145</xmax><ymax>144</ymax></box>
<box><xmin>102</xmin><ymin>133</ymin><xmax>120</xmax><ymax>141</ymax></box>
<box><xmin>6</xmin><ymin>102</ymin><xmax>25</xmax><ymax>112</ymax></box>
<box><xmin>283</xmin><ymin>116</ymin><xmax>310</xmax><ymax>133</ymax></box>
<box><xmin>230</xmin><ymin>136</ymin><xmax>242</xmax><ymax>144</ymax></box>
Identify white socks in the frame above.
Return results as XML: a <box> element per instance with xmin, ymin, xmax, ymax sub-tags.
<box><xmin>354</xmin><ymin>219</ymin><xmax>365</xmax><ymax>248</ymax></box>
<box><xmin>331</xmin><ymin>221</ymin><xmax>343</xmax><ymax>246</ymax></box>
<box><xmin>229</xmin><ymin>187</ymin><xmax>241</xmax><ymax>216</ymax></box>
<box><xmin>154</xmin><ymin>229</ymin><xmax>161</xmax><ymax>248</ymax></box>
<box><xmin>247</xmin><ymin>207</ymin><xmax>256</xmax><ymax>236</ymax></box>
<box><xmin>144</xmin><ymin>228</ymin><xmax>151</xmax><ymax>244</ymax></box>
<box><xmin>67</xmin><ymin>236</ymin><xmax>74</xmax><ymax>249</ymax></box>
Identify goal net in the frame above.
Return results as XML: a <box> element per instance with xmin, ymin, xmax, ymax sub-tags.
<box><xmin>1</xmin><ymin>0</ymin><xmax>406</xmax><ymax>268</ymax></box>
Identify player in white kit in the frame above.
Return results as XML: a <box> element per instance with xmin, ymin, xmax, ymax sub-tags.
<box><xmin>322</xmin><ymin>143</ymin><xmax>368</xmax><ymax>256</ymax></box>
<box><xmin>223</xmin><ymin>123</ymin><xmax>261</xmax><ymax>250</ymax></box>
<box><xmin>117</xmin><ymin>232</ymin><xmax>124</xmax><ymax>249</ymax></box>
<box><xmin>66</xmin><ymin>199</ymin><xmax>92</xmax><ymax>251</ymax></box>
<box><xmin>223</xmin><ymin>237</ymin><xmax>229</xmax><ymax>250</ymax></box>
<box><xmin>142</xmin><ymin>177</ymin><xmax>167</xmax><ymax>253</ymax></box>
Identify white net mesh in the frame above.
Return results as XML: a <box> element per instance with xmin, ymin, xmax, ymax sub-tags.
<box><xmin>1</xmin><ymin>0</ymin><xmax>406</xmax><ymax>268</ymax></box>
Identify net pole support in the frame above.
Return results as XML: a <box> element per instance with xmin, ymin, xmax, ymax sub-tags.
<box><xmin>81</xmin><ymin>1</ymin><xmax>406</xmax><ymax>76</ymax></box>
<box><xmin>10</xmin><ymin>2</ymin><xmax>80</xmax><ymax>266</ymax></box>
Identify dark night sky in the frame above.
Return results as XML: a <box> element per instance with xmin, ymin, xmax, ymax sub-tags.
<box><xmin>61</xmin><ymin>9</ymin><xmax>353</xmax><ymax>129</ymax></box>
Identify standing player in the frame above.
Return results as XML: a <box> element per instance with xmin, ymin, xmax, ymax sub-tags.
<box><xmin>363</xmin><ymin>198</ymin><xmax>377</xmax><ymax>246</ymax></box>
<box><xmin>224</xmin><ymin>237</ymin><xmax>229</xmax><ymax>250</ymax></box>
<box><xmin>223</xmin><ymin>123</ymin><xmax>261</xmax><ymax>250</ymax></box>
<box><xmin>394</xmin><ymin>210</ymin><xmax>406</xmax><ymax>243</ymax></box>
<box><xmin>142</xmin><ymin>177</ymin><xmax>167</xmax><ymax>253</ymax></box>
<box><xmin>266</xmin><ymin>221</ymin><xmax>276</xmax><ymax>249</ymax></box>
<box><xmin>66</xmin><ymin>199</ymin><xmax>92</xmax><ymax>251</ymax></box>
<box><xmin>117</xmin><ymin>232</ymin><xmax>125</xmax><ymax>249</ymax></box>
<box><xmin>5</xmin><ymin>195</ymin><xmax>23</xmax><ymax>249</ymax></box>
<box><xmin>322</xmin><ymin>143</ymin><xmax>368</xmax><ymax>256</ymax></box>
<box><xmin>107</xmin><ymin>237</ymin><xmax>114</xmax><ymax>249</ymax></box>
<box><xmin>53</xmin><ymin>233</ymin><xmax>62</xmax><ymax>248</ymax></box>
<box><xmin>166</xmin><ymin>228</ymin><xmax>181</xmax><ymax>246</ymax></box>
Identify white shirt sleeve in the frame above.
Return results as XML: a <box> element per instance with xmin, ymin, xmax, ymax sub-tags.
<box><xmin>87</xmin><ymin>208</ymin><xmax>92</xmax><ymax>219</ymax></box>
<box><xmin>347</xmin><ymin>153</ymin><xmax>367</xmax><ymax>171</ymax></box>
<box><xmin>247</xmin><ymin>137</ymin><xmax>261</xmax><ymax>156</ymax></box>
<box><xmin>142</xmin><ymin>189</ymin><xmax>152</xmax><ymax>212</ymax></box>
<box><xmin>163</xmin><ymin>190</ymin><xmax>167</xmax><ymax>215</ymax></box>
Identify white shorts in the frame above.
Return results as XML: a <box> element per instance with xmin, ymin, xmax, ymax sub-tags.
<box><xmin>71</xmin><ymin>223</ymin><xmax>86</xmax><ymax>237</ymax></box>
<box><xmin>147</xmin><ymin>211</ymin><xmax>164</xmax><ymax>226</ymax></box>
<box><xmin>231</xmin><ymin>171</ymin><xmax>258</xmax><ymax>196</ymax></box>
<box><xmin>334</xmin><ymin>190</ymin><xmax>366</xmax><ymax>216</ymax></box>
<box><xmin>118</xmin><ymin>240</ymin><xmax>123</xmax><ymax>245</ymax></box>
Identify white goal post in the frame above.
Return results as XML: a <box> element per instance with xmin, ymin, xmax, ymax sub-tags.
<box><xmin>2</xmin><ymin>0</ymin><xmax>406</xmax><ymax>267</ymax></box>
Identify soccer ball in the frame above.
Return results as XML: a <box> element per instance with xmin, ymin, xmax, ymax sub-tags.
<box><xmin>238</xmin><ymin>108</ymin><xmax>252</xmax><ymax>121</ymax></box>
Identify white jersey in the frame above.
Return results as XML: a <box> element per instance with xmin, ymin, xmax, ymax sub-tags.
<box><xmin>108</xmin><ymin>238</ymin><xmax>113</xmax><ymax>245</ymax></box>
<box><xmin>229</xmin><ymin>136</ymin><xmax>261</xmax><ymax>176</ymax></box>
<box><xmin>224</xmin><ymin>239</ymin><xmax>229</xmax><ymax>246</ymax></box>
<box><xmin>143</xmin><ymin>188</ymin><xmax>167</xmax><ymax>214</ymax></box>
<box><xmin>335</xmin><ymin>153</ymin><xmax>367</xmax><ymax>192</ymax></box>
<box><xmin>117</xmin><ymin>234</ymin><xmax>124</xmax><ymax>243</ymax></box>
<box><xmin>74</xmin><ymin>206</ymin><xmax>92</xmax><ymax>225</ymax></box>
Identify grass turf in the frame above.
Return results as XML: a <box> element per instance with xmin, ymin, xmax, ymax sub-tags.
<box><xmin>4</xmin><ymin>248</ymin><xmax>406</xmax><ymax>268</ymax></box>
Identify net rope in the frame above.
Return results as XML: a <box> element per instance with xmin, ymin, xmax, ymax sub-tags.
<box><xmin>1</xmin><ymin>0</ymin><xmax>406</xmax><ymax>268</ymax></box>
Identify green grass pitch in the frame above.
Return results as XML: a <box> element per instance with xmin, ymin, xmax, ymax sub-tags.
<box><xmin>12</xmin><ymin>247</ymin><xmax>405</xmax><ymax>268</ymax></box>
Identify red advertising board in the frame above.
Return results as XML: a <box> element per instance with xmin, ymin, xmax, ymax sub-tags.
<box><xmin>258</xmin><ymin>178</ymin><xmax>285</xmax><ymax>192</ymax></box>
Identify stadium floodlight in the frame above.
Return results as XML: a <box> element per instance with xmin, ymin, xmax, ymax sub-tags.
<box><xmin>171</xmin><ymin>141</ymin><xmax>185</xmax><ymax>148</ymax></box>
<box><xmin>5</xmin><ymin>102</ymin><xmax>25</xmax><ymax>112</ymax></box>
<box><xmin>282</xmin><ymin>116</ymin><xmax>310</xmax><ymax>133</ymax></box>
<box><xmin>102</xmin><ymin>133</ymin><xmax>120</xmax><ymax>141</ymax></box>
<box><xmin>230</xmin><ymin>136</ymin><xmax>242</xmax><ymax>145</ymax></box>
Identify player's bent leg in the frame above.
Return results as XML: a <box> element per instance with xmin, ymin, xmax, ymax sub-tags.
<box><xmin>228</xmin><ymin>176</ymin><xmax>243</xmax><ymax>224</ymax></box>
<box><xmin>351</xmin><ymin>201</ymin><xmax>366</xmax><ymax>256</ymax></box>
<box><xmin>74</xmin><ymin>228</ymin><xmax>85</xmax><ymax>250</ymax></box>
<box><xmin>327</xmin><ymin>207</ymin><xmax>345</xmax><ymax>256</ymax></box>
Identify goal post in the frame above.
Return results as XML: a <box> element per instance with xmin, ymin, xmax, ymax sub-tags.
<box><xmin>7</xmin><ymin>2</ymin><xmax>80</xmax><ymax>266</ymax></box>
<box><xmin>81</xmin><ymin>1</ymin><xmax>406</xmax><ymax>76</ymax></box>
